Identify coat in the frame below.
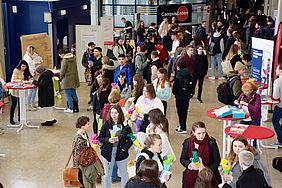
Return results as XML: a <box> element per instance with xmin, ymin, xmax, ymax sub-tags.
<box><xmin>60</xmin><ymin>53</ymin><xmax>80</xmax><ymax>89</ymax></box>
<box><xmin>193</xmin><ymin>53</ymin><xmax>208</xmax><ymax>78</ymax></box>
<box><xmin>98</xmin><ymin>122</ymin><xmax>133</xmax><ymax>162</ymax></box>
<box><xmin>172</xmin><ymin>68</ymin><xmax>194</xmax><ymax>100</ymax></box>
<box><xmin>32</xmin><ymin>70</ymin><xmax>54</xmax><ymax>107</ymax></box>
<box><xmin>114</xmin><ymin>63</ymin><xmax>132</xmax><ymax>84</ymax></box>
<box><xmin>125</xmin><ymin>178</ymin><xmax>161</xmax><ymax>188</ymax></box>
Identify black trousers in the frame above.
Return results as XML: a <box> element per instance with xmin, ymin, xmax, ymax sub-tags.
<box><xmin>194</xmin><ymin>76</ymin><xmax>204</xmax><ymax>100</ymax></box>
<box><xmin>176</xmin><ymin>99</ymin><xmax>190</xmax><ymax>131</ymax></box>
<box><xmin>162</xmin><ymin>100</ymin><xmax>167</xmax><ymax>116</ymax></box>
<box><xmin>10</xmin><ymin>96</ymin><xmax>20</xmax><ymax>120</ymax></box>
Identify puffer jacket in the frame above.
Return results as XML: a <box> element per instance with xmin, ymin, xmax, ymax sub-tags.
<box><xmin>60</xmin><ymin>53</ymin><xmax>80</xmax><ymax>89</ymax></box>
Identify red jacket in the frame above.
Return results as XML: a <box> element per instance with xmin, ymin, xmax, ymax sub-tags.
<box><xmin>174</xmin><ymin>53</ymin><xmax>195</xmax><ymax>75</ymax></box>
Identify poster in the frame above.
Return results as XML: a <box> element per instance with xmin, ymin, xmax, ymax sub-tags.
<box><xmin>76</xmin><ymin>25</ymin><xmax>103</xmax><ymax>82</ymax></box>
<box><xmin>20</xmin><ymin>33</ymin><xmax>52</xmax><ymax>68</ymax></box>
<box><xmin>251</xmin><ymin>37</ymin><xmax>275</xmax><ymax>121</ymax></box>
<box><xmin>101</xmin><ymin>16</ymin><xmax>114</xmax><ymax>45</ymax></box>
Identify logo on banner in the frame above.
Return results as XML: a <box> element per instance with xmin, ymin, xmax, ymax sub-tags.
<box><xmin>177</xmin><ymin>6</ymin><xmax>189</xmax><ymax>22</ymax></box>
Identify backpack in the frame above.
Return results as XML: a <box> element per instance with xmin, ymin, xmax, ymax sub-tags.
<box><xmin>177</xmin><ymin>73</ymin><xmax>194</xmax><ymax>99</ymax></box>
<box><xmin>132</xmin><ymin>54</ymin><xmax>142</xmax><ymax>75</ymax></box>
<box><xmin>272</xmin><ymin>157</ymin><xmax>282</xmax><ymax>172</ymax></box>
<box><xmin>217</xmin><ymin>75</ymin><xmax>240</xmax><ymax>105</ymax></box>
<box><xmin>208</xmin><ymin>35</ymin><xmax>222</xmax><ymax>55</ymax></box>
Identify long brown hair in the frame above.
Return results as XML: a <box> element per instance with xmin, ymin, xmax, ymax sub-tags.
<box><xmin>148</xmin><ymin>108</ymin><xmax>169</xmax><ymax>136</ymax></box>
<box><xmin>132</xmin><ymin>74</ymin><xmax>145</xmax><ymax>97</ymax></box>
<box><xmin>106</xmin><ymin>105</ymin><xmax>125</xmax><ymax>125</ymax></box>
<box><xmin>145</xmin><ymin>84</ymin><xmax>156</xmax><ymax>99</ymax></box>
<box><xmin>156</xmin><ymin>68</ymin><xmax>171</xmax><ymax>89</ymax></box>
<box><xmin>194</xmin><ymin>167</ymin><xmax>218</xmax><ymax>188</ymax></box>
<box><xmin>97</xmin><ymin>78</ymin><xmax>110</xmax><ymax>99</ymax></box>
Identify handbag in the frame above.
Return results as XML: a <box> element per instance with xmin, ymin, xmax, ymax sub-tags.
<box><xmin>63</xmin><ymin>147</ymin><xmax>83</xmax><ymax>187</ymax></box>
<box><xmin>221</xmin><ymin>60</ymin><xmax>233</xmax><ymax>74</ymax></box>
<box><xmin>76</xmin><ymin>147</ymin><xmax>99</xmax><ymax>167</ymax></box>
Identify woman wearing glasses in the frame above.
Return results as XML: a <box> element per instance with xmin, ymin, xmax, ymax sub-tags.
<box><xmin>193</xmin><ymin>45</ymin><xmax>208</xmax><ymax>103</ymax></box>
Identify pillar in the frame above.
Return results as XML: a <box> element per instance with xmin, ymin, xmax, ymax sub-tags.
<box><xmin>0</xmin><ymin>0</ymin><xmax>6</xmax><ymax>79</ymax></box>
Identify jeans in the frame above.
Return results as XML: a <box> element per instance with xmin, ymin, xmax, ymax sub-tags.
<box><xmin>26</xmin><ymin>88</ymin><xmax>37</xmax><ymax>105</ymax></box>
<box><xmin>112</xmin><ymin>162</ymin><xmax>118</xmax><ymax>180</ymax></box>
<box><xmin>64</xmin><ymin>88</ymin><xmax>78</xmax><ymax>110</ymax></box>
<box><xmin>194</xmin><ymin>76</ymin><xmax>204</xmax><ymax>100</ymax></box>
<box><xmin>167</xmin><ymin>56</ymin><xmax>176</xmax><ymax>79</ymax></box>
<box><xmin>272</xmin><ymin>106</ymin><xmax>282</xmax><ymax>143</ymax></box>
<box><xmin>211</xmin><ymin>53</ymin><xmax>223</xmax><ymax>77</ymax></box>
<box><xmin>103</xmin><ymin>147</ymin><xmax>128</xmax><ymax>188</ymax></box>
<box><xmin>176</xmin><ymin>99</ymin><xmax>190</xmax><ymax>131</ymax></box>
<box><xmin>10</xmin><ymin>96</ymin><xmax>20</xmax><ymax>120</ymax></box>
<box><xmin>240</xmin><ymin>120</ymin><xmax>260</xmax><ymax>148</ymax></box>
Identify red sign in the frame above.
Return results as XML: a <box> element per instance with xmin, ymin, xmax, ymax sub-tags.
<box><xmin>177</xmin><ymin>6</ymin><xmax>189</xmax><ymax>22</ymax></box>
<box><xmin>274</xmin><ymin>22</ymin><xmax>282</xmax><ymax>79</ymax></box>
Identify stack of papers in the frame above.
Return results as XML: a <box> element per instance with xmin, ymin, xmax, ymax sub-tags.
<box><xmin>229</xmin><ymin>124</ymin><xmax>249</xmax><ymax>135</ymax></box>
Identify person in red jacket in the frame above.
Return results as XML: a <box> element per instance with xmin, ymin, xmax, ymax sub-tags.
<box><xmin>174</xmin><ymin>45</ymin><xmax>195</xmax><ymax>75</ymax></box>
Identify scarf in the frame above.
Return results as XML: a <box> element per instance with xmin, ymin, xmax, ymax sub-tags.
<box><xmin>184</xmin><ymin>134</ymin><xmax>211</xmax><ymax>188</ymax></box>
<box><xmin>241</xmin><ymin>92</ymin><xmax>256</xmax><ymax>104</ymax></box>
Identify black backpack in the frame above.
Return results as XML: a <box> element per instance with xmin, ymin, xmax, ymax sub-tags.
<box><xmin>272</xmin><ymin>157</ymin><xmax>282</xmax><ymax>172</ymax></box>
<box><xmin>177</xmin><ymin>74</ymin><xmax>194</xmax><ymax>99</ymax></box>
<box><xmin>217</xmin><ymin>76</ymin><xmax>240</xmax><ymax>105</ymax></box>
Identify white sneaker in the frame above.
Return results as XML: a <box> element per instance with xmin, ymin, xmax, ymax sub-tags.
<box><xmin>64</xmin><ymin>108</ymin><xmax>73</xmax><ymax>113</ymax></box>
<box><xmin>218</xmin><ymin>77</ymin><xmax>225</xmax><ymax>80</ymax></box>
<box><xmin>209</xmin><ymin>76</ymin><xmax>215</xmax><ymax>80</ymax></box>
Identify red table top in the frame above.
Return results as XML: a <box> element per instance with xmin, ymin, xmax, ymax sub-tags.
<box><xmin>6</xmin><ymin>82</ymin><xmax>37</xmax><ymax>90</ymax></box>
<box><xmin>225</xmin><ymin>125</ymin><xmax>275</xmax><ymax>140</ymax></box>
<box><xmin>206</xmin><ymin>108</ymin><xmax>249</xmax><ymax>121</ymax></box>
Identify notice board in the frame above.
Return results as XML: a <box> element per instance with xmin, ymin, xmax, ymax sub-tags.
<box><xmin>20</xmin><ymin>33</ymin><xmax>52</xmax><ymax>68</ymax></box>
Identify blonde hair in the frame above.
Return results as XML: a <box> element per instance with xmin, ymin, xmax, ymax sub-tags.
<box><xmin>242</xmin><ymin>81</ymin><xmax>258</xmax><ymax>92</ymax></box>
<box><xmin>102</xmin><ymin>56</ymin><xmax>110</xmax><ymax>65</ymax></box>
<box><xmin>108</xmin><ymin>89</ymin><xmax>121</xmax><ymax>104</ymax></box>
<box><xmin>144</xmin><ymin>134</ymin><xmax>161</xmax><ymax>149</ymax></box>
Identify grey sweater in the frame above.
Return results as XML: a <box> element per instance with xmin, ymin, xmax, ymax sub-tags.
<box><xmin>273</xmin><ymin>77</ymin><xmax>282</xmax><ymax>108</ymax></box>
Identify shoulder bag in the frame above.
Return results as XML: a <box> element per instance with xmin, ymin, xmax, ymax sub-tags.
<box><xmin>63</xmin><ymin>147</ymin><xmax>83</xmax><ymax>187</ymax></box>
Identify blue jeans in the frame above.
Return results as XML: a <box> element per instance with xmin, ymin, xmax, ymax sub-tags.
<box><xmin>211</xmin><ymin>53</ymin><xmax>223</xmax><ymax>77</ymax></box>
<box><xmin>112</xmin><ymin>162</ymin><xmax>118</xmax><ymax>180</ymax></box>
<box><xmin>272</xmin><ymin>106</ymin><xmax>282</xmax><ymax>143</ymax></box>
<box><xmin>64</xmin><ymin>88</ymin><xmax>78</xmax><ymax>110</ymax></box>
<box><xmin>103</xmin><ymin>147</ymin><xmax>128</xmax><ymax>188</ymax></box>
<box><xmin>26</xmin><ymin>88</ymin><xmax>37</xmax><ymax>105</ymax></box>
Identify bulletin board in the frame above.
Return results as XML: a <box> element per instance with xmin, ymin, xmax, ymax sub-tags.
<box><xmin>20</xmin><ymin>33</ymin><xmax>52</xmax><ymax>68</ymax></box>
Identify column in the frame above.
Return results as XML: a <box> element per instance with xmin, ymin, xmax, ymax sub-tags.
<box><xmin>90</xmin><ymin>0</ymin><xmax>99</xmax><ymax>25</ymax></box>
<box><xmin>0</xmin><ymin>0</ymin><xmax>6</xmax><ymax>79</ymax></box>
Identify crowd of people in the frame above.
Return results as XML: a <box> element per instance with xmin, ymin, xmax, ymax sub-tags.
<box><xmin>1</xmin><ymin>2</ymin><xmax>281</xmax><ymax>188</ymax></box>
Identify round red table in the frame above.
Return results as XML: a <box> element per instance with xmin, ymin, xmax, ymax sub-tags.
<box><xmin>6</xmin><ymin>82</ymin><xmax>39</xmax><ymax>133</ymax></box>
<box><xmin>225</xmin><ymin>125</ymin><xmax>275</xmax><ymax>140</ymax></box>
<box><xmin>206</xmin><ymin>108</ymin><xmax>249</xmax><ymax>121</ymax></box>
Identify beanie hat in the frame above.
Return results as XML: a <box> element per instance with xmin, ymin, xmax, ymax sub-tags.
<box><xmin>234</xmin><ymin>61</ymin><xmax>245</xmax><ymax>71</ymax></box>
<box><xmin>35</xmin><ymin>65</ymin><xmax>46</xmax><ymax>74</ymax></box>
<box><xmin>239</xmin><ymin>150</ymin><xmax>254</xmax><ymax>167</ymax></box>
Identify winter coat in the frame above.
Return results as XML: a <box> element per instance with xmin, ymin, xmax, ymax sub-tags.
<box><xmin>113</xmin><ymin>45</ymin><xmax>126</xmax><ymax>60</ymax></box>
<box><xmin>81</xmin><ymin>50</ymin><xmax>94</xmax><ymax>69</ymax></box>
<box><xmin>175</xmin><ymin>53</ymin><xmax>195</xmax><ymax>75</ymax></box>
<box><xmin>32</xmin><ymin>70</ymin><xmax>54</xmax><ymax>107</ymax></box>
<box><xmin>193</xmin><ymin>53</ymin><xmax>208</xmax><ymax>78</ymax></box>
<box><xmin>98</xmin><ymin>122</ymin><xmax>133</xmax><ymax>162</ymax></box>
<box><xmin>114</xmin><ymin>63</ymin><xmax>132</xmax><ymax>84</ymax></box>
<box><xmin>60</xmin><ymin>53</ymin><xmax>80</xmax><ymax>89</ymax></box>
<box><xmin>125</xmin><ymin>178</ymin><xmax>161</xmax><ymax>188</ymax></box>
<box><xmin>172</xmin><ymin>68</ymin><xmax>194</xmax><ymax>100</ymax></box>
<box><xmin>136</xmin><ymin>148</ymin><xmax>163</xmax><ymax>173</ymax></box>
<box><xmin>134</xmin><ymin>53</ymin><xmax>147</xmax><ymax>76</ymax></box>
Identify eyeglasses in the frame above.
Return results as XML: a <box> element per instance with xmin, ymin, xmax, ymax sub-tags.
<box><xmin>198</xmin><ymin>48</ymin><xmax>204</xmax><ymax>50</ymax></box>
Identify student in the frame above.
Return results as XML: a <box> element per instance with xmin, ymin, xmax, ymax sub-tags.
<box><xmin>136</xmin><ymin>20</ymin><xmax>146</xmax><ymax>42</ymax></box>
<box><xmin>115</xmin><ymin>71</ymin><xmax>131</xmax><ymax>102</ymax></box>
<box><xmin>222</xmin><ymin>151</ymin><xmax>269</xmax><ymax>188</ymax></box>
<box><xmin>99</xmin><ymin>105</ymin><xmax>133</xmax><ymax>188</ymax></box>
<box><xmin>152</xmin><ymin>68</ymin><xmax>171</xmax><ymax>116</ymax></box>
<box><xmin>222</xmin><ymin>136</ymin><xmax>271</xmax><ymax>187</ymax></box>
<box><xmin>134</xmin><ymin>45</ymin><xmax>148</xmax><ymax>77</ymax></box>
<box><xmin>102</xmin><ymin>56</ymin><xmax>115</xmax><ymax>84</ymax></box>
<box><xmin>136</xmin><ymin>134</ymin><xmax>170</xmax><ymax>186</ymax></box>
<box><xmin>132</xmin><ymin>74</ymin><xmax>145</xmax><ymax>104</ymax></box>
<box><xmin>194</xmin><ymin>167</ymin><xmax>218</xmax><ymax>188</ymax></box>
<box><xmin>121</xmin><ymin>17</ymin><xmax>133</xmax><ymax>39</ymax></box>
<box><xmin>145</xmin><ymin>51</ymin><xmax>163</xmax><ymax>83</ymax></box>
<box><xmin>180</xmin><ymin>121</ymin><xmax>221</xmax><ymax>188</ymax></box>
<box><xmin>271</xmin><ymin>64</ymin><xmax>282</xmax><ymax>146</ymax></box>
<box><xmin>31</xmin><ymin>66</ymin><xmax>56</xmax><ymax>126</ymax></box>
<box><xmin>113</xmin><ymin>38</ymin><xmax>126</xmax><ymax>61</ymax></box>
<box><xmin>193</xmin><ymin>45</ymin><xmax>208</xmax><ymax>103</ymax></box>
<box><xmin>81</xmin><ymin>42</ymin><xmax>95</xmax><ymax>82</ymax></box>
<box><xmin>90</xmin><ymin>47</ymin><xmax>103</xmax><ymax>85</ymax></box>
<box><xmin>126</xmin><ymin>159</ymin><xmax>163</xmax><ymax>188</ymax></box>
<box><xmin>9</xmin><ymin>60</ymin><xmax>32</xmax><ymax>125</ymax></box>
<box><xmin>114</xmin><ymin>54</ymin><xmax>132</xmax><ymax>84</ymax></box>
<box><xmin>174</xmin><ymin>45</ymin><xmax>195</xmax><ymax>76</ymax></box>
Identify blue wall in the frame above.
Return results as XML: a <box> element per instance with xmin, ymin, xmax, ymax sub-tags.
<box><xmin>2</xmin><ymin>1</ymin><xmax>49</xmax><ymax>81</ymax></box>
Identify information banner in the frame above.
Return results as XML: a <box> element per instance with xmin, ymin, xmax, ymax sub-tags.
<box><xmin>101</xmin><ymin>16</ymin><xmax>114</xmax><ymax>45</ymax></box>
<box><xmin>76</xmin><ymin>25</ymin><xmax>103</xmax><ymax>82</ymax></box>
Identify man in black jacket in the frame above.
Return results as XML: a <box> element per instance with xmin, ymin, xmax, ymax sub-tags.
<box><xmin>173</xmin><ymin>61</ymin><xmax>194</xmax><ymax>134</ymax></box>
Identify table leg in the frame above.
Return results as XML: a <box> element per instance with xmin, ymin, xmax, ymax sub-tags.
<box><xmin>259</xmin><ymin>117</ymin><xmax>278</xmax><ymax>150</ymax></box>
<box><xmin>222</xmin><ymin>120</ymin><xmax>228</xmax><ymax>159</ymax></box>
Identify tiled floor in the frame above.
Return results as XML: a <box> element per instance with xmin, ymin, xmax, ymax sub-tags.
<box><xmin>0</xmin><ymin>80</ymin><xmax>282</xmax><ymax>188</ymax></box>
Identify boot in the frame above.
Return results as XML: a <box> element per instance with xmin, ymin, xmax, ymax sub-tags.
<box><xmin>10</xmin><ymin>116</ymin><xmax>15</xmax><ymax>125</ymax></box>
<box><xmin>73</xmin><ymin>101</ymin><xmax>79</xmax><ymax>113</ymax></box>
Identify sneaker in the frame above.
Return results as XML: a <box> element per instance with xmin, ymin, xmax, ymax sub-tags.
<box><xmin>112</xmin><ymin>176</ymin><xmax>121</xmax><ymax>183</ymax></box>
<box><xmin>209</xmin><ymin>76</ymin><xmax>215</xmax><ymax>80</ymax></box>
<box><xmin>64</xmin><ymin>108</ymin><xmax>73</xmax><ymax>113</ymax></box>
<box><xmin>270</xmin><ymin>142</ymin><xmax>282</xmax><ymax>146</ymax></box>
<box><xmin>218</xmin><ymin>77</ymin><xmax>225</xmax><ymax>80</ymax></box>
<box><xmin>176</xmin><ymin>129</ymin><xmax>187</xmax><ymax>134</ymax></box>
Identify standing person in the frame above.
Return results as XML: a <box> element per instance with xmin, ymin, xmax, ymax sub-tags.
<box><xmin>174</xmin><ymin>45</ymin><xmax>195</xmax><ymax>76</ymax></box>
<box><xmin>209</xmin><ymin>26</ymin><xmax>224</xmax><ymax>80</ymax></box>
<box><xmin>81</xmin><ymin>42</ymin><xmax>95</xmax><ymax>83</ymax></box>
<box><xmin>115</xmin><ymin>71</ymin><xmax>132</xmax><ymax>102</ymax></box>
<box><xmin>222</xmin><ymin>136</ymin><xmax>271</xmax><ymax>187</ymax></box>
<box><xmin>193</xmin><ymin>45</ymin><xmax>208</xmax><ymax>103</ymax></box>
<box><xmin>145</xmin><ymin>51</ymin><xmax>163</xmax><ymax>83</ymax></box>
<box><xmin>222</xmin><ymin>28</ymin><xmax>235</xmax><ymax>62</ymax></box>
<box><xmin>23</xmin><ymin>45</ymin><xmax>42</xmax><ymax>110</ymax></box>
<box><xmin>125</xmin><ymin>159</ymin><xmax>163</xmax><ymax>188</ymax></box>
<box><xmin>121</xmin><ymin>17</ymin><xmax>133</xmax><ymax>39</ymax></box>
<box><xmin>91</xmin><ymin>47</ymin><xmax>103</xmax><ymax>84</ymax></box>
<box><xmin>9</xmin><ymin>60</ymin><xmax>32</xmax><ymax>125</ymax></box>
<box><xmin>180</xmin><ymin>122</ymin><xmax>221</xmax><ymax>188</ymax></box>
<box><xmin>196</xmin><ymin>21</ymin><xmax>207</xmax><ymax>42</ymax></box>
<box><xmin>73</xmin><ymin>116</ymin><xmax>103</xmax><ymax>188</ymax></box>
<box><xmin>194</xmin><ymin>167</ymin><xmax>218</xmax><ymax>188</ymax></box>
<box><xmin>135</xmin><ymin>134</ymin><xmax>170</xmax><ymax>186</ymax></box>
<box><xmin>132</xmin><ymin>74</ymin><xmax>145</xmax><ymax>104</ymax></box>
<box><xmin>124</xmin><ymin>38</ymin><xmax>134</xmax><ymax>58</ymax></box>
<box><xmin>271</xmin><ymin>64</ymin><xmax>282</xmax><ymax>146</ymax></box>
<box><xmin>102</xmin><ymin>56</ymin><xmax>115</xmax><ymax>83</ymax></box>
<box><xmin>99</xmin><ymin>105</ymin><xmax>133</xmax><ymax>188</ymax></box>
<box><xmin>113</xmin><ymin>38</ymin><xmax>126</xmax><ymax>62</ymax></box>
<box><xmin>114</xmin><ymin>54</ymin><xmax>132</xmax><ymax>84</ymax></box>
<box><xmin>158</xmin><ymin>17</ymin><xmax>169</xmax><ymax>39</ymax></box>
<box><xmin>173</xmin><ymin>61</ymin><xmax>194</xmax><ymax>134</ymax></box>
<box><xmin>134</xmin><ymin>45</ymin><xmax>148</xmax><ymax>77</ymax></box>
<box><xmin>136</xmin><ymin>20</ymin><xmax>146</xmax><ymax>42</ymax></box>
<box><xmin>31</xmin><ymin>66</ymin><xmax>56</xmax><ymax>126</ymax></box>
<box><xmin>60</xmin><ymin>52</ymin><xmax>80</xmax><ymax>113</ymax></box>
<box><xmin>152</xmin><ymin>68</ymin><xmax>171</xmax><ymax>116</ymax></box>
